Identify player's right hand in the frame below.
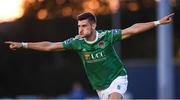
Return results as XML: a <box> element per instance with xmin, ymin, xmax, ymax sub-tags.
<box><xmin>4</xmin><ymin>41</ymin><xmax>22</xmax><ymax>50</ymax></box>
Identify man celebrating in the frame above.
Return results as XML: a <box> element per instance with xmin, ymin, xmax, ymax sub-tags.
<box><xmin>5</xmin><ymin>12</ymin><xmax>174</xmax><ymax>99</ymax></box>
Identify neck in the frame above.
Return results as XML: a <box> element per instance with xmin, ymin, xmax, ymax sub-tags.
<box><xmin>85</xmin><ymin>30</ymin><xmax>96</xmax><ymax>41</ymax></box>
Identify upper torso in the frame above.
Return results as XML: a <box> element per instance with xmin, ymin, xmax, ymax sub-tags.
<box><xmin>63</xmin><ymin>29</ymin><xmax>127</xmax><ymax>90</ymax></box>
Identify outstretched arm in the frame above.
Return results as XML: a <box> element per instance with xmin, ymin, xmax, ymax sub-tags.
<box><xmin>5</xmin><ymin>41</ymin><xmax>64</xmax><ymax>51</ymax></box>
<box><xmin>121</xmin><ymin>13</ymin><xmax>174</xmax><ymax>40</ymax></box>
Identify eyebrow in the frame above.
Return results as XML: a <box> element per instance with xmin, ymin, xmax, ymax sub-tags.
<box><xmin>78</xmin><ymin>24</ymin><xmax>88</xmax><ymax>27</ymax></box>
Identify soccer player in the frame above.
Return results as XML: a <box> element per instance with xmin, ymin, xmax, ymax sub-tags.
<box><xmin>5</xmin><ymin>12</ymin><xmax>174</xmax><ymax>99</ymax></box>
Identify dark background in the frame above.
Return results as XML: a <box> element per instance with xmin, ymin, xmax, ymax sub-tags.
<box><xmin>0</xmin><ymin>0</ymin><xmax>179</xmax><ymax>99</ymax></box>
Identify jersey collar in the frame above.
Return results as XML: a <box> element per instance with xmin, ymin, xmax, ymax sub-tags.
<box><xmin>84</xmin><ymin>31</ymin><xmax>99</xmax><ymax>44</ymax></box>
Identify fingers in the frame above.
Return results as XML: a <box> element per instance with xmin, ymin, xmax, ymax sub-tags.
<box><xmin>9</xmin><ymin>44</ymin><xmax>18</xmax><ymax>50</ymax></box>
<box><xmin>4</xmin><ymin>41</ymin><xmax>17</xmax><ymax>49</ymax></box>
<box><xmin>4</xmin><ymin>41</ymin><xmax>13</xmax><ymax>44</ymax></box>
<box><xmin>9</xmin><ymin>44</ymin><xmax>14</xmax><ymax>48</ymax></box>
<box><xmin>167</xmin><ymin>13</ymin><xmax>175</xmax><ymax>18</ymax></box>
<box><xmin>10</xmin><ymin>45</ymin><xmax>17</xmax><ymax>50</ymax></box>
<box><xmin>161</xmin><ymin>13</ymin><xmax>174</xmax><ymax>24</ymax></box>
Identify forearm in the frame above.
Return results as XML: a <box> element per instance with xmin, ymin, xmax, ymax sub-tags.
<box><xmin>122</xmin><ymin>21</ymin><xmax>160</xmax><ymax>39</ymax></box>
<box><xmin>23</xmin><ymin>41</ymin><xmax>64</xmax><ymax>51</ymax></box>
<box><xmin>130</xmin><ymin>21</ymin><xmax>158</xmax><ymax>34</ymax></box>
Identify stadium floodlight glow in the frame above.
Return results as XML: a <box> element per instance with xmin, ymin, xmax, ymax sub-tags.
<box><xmin>0</xmin><ymin>0</ymin><xmax>25</xmax><ymax>23</ymax></box>
<box><xmin>155</xmin><ymin>0</ymin><xmax>160</xmax><ymax>2</ymax></box>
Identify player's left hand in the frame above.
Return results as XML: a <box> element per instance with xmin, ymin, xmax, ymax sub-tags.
<box><xmin>159</xmin><ymin>13</ymin><xmax>174</xmax><ymax>25</ymax></box>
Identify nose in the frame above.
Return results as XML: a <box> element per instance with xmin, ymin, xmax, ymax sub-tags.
<box><xmin>80</xmin><ymin>30</ymin><xmax>84</xmax><ymax>34</ymax></box>
<box><xmin>79</xmin><ymin>28</ymin><xmax>83</xmax><ymax>33</ymax></box>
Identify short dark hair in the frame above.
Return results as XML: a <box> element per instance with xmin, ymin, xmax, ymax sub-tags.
<box><xmin>77</xmin><ymin>12</ymin><xmax>97</xmax><ymax>24</ymax></box>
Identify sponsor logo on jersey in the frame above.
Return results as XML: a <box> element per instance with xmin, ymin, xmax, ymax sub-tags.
<box><xmin>84</xmin><ymin>54</ymin><xmax>90</xmax><ymax>60</ymax></box>
<box><xmin>91</xmin><ymin>52</ymin><xmax>104</xmax><ymax>60</ymax></box>
<box><xmin>84</xmin><ymin>51</ymin><xmax>106</xmax><ymax>63</ymax></box>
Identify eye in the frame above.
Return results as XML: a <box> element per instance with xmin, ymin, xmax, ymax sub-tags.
<box><xmin>82</xmin><ymin>25</ymin><xmax>87</xmax><ymax>27</ymax></box>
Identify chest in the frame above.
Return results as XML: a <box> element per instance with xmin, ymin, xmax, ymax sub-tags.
<box><xmin>81</xmin><ymin>40</ymin><xmax>109</xmax><ymax>52</ymax></box>
<box><xmin>79</xmin><ymin>40</ymin><xmax>112</xmax><ymax>61</ymax></box>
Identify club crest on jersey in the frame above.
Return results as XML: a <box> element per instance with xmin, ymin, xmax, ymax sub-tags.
<box><xmin>98</xmin><ymin>41</ymin><xmax>104</xmax><ymax>48</ymax></box>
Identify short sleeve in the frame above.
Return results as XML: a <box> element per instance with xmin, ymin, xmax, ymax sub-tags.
<box><xmin>111</xmin><ymin>29</ymin><xmax>122</xmax><ymax>43</ymax></box>
<box><xmin>63</xmin><ymin>38</ymin><xmax>74</xmax><ymax>49</ymax></box>
<box><xmin>104</xmin><ymin>29</ymin><xmax>122</xmax><ymax>43</ymax></box>
<box><xmin>63</xmin><ymin>37</ymin><xmax>82</xmax><ymax>50</ymax></box>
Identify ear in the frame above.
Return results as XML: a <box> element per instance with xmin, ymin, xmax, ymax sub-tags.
<box><xmin>92</xmin><ymin>23</ymin><xmax>97</xmax><ymax>29</ymax></box>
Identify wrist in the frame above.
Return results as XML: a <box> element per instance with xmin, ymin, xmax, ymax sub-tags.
<box><xmin>21</xmin><ymin>42</ymin><xmax>28</xmax><ymax>48</ymax></box>
<box><xmin>154</xmin><ymin>21</ymin><xmax>161</xmax><ymax>26</ymax></box>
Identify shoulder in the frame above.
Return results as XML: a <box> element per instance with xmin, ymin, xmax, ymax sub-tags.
<box><xmin>97</xmin><ymin>29</ymin><xmax>120</xmax><ymax>35</ymax></box>
<box><xmin>97</xmin><ymin>29</ymin><xmax>122</xmax><ymax>42</ymax></box>
<box><xmin>97</xmin><ymin>30</ymin><xmax>111</xmax><ymax>38</ymax></box>
<box><xmin>63</xmin><ymin>35</ymin><xmax>83</xmax><ymax>45</ymax></box>
<box><xmin>63</xmin><ymin>35</ymin><xmax>83</xmax><ymax>50</ymax></box>
<box><xmin>97</xmin><ymin>29</ymin><xmax>118</xmax><ymax>38</ymax></box>
<box><xmin>72</xmin><ymin>35</ymin><xmax>84</xmax><ymax>44</ymax></box>
<box><xmin>73</xmin><ymin>35</ymin><xmax>83</xmax><ymax>41</ymax></box>
<box><xmin>71</xmin><ymin>35</ymin><xmax>84</xmax><ymax>45</ymax></box>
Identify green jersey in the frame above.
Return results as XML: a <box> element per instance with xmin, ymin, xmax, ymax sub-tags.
<box><xmin>63</xmin><ymin>29</ymin><xmax>127</xmax><ymax>90</ymax></box>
